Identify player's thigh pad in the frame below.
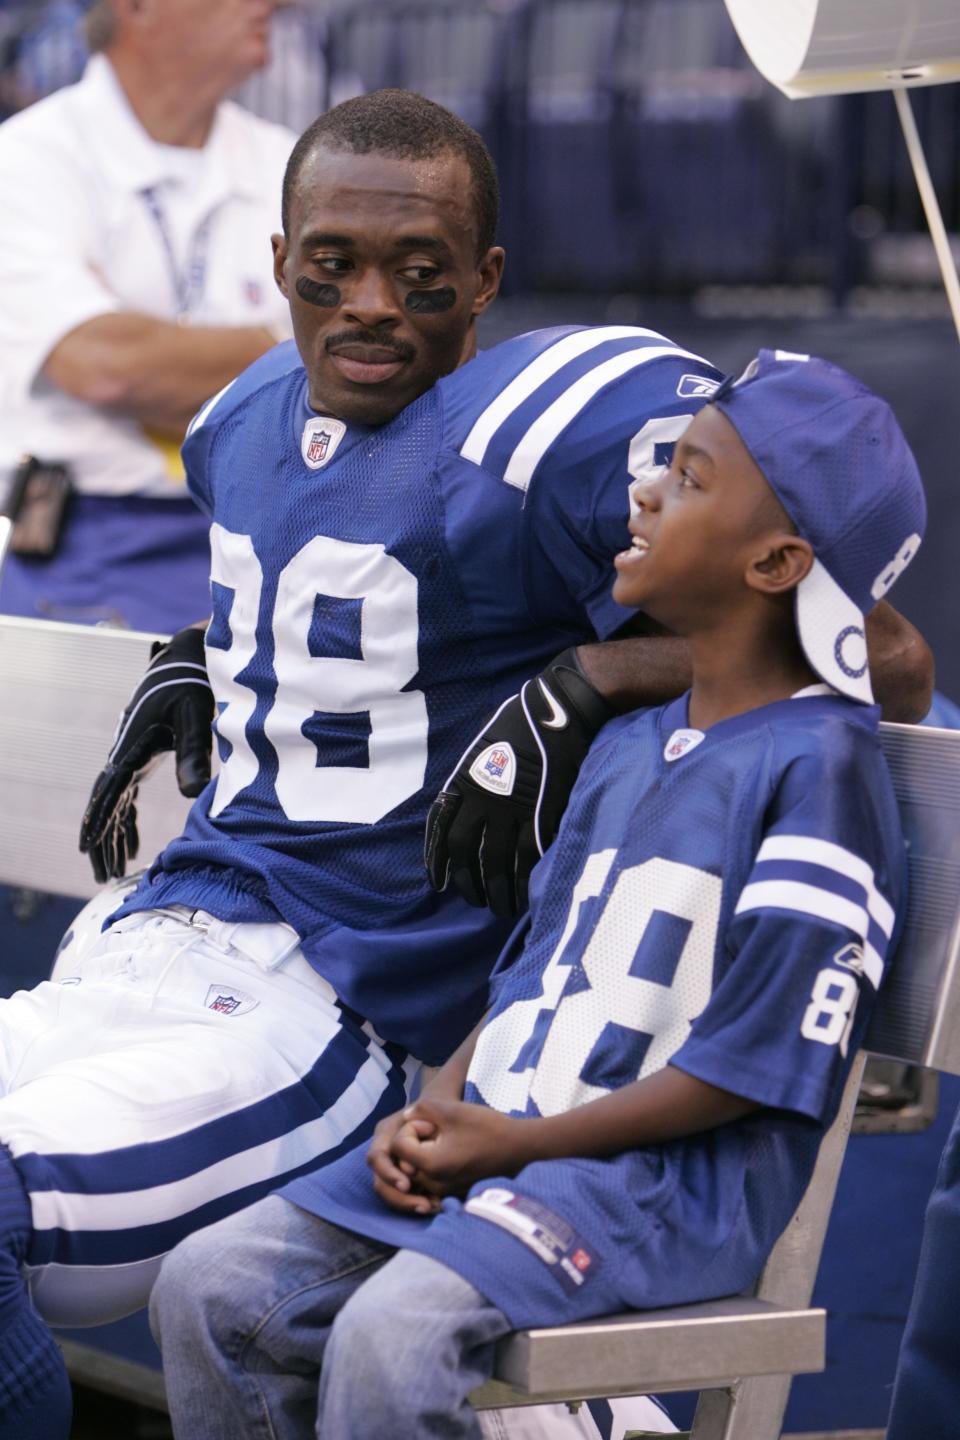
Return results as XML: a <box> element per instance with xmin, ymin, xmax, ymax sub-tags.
<box><xmin>0</xmin><ymin>911</ymin><xmax>412</xmax><ymax>1327</ymax></box>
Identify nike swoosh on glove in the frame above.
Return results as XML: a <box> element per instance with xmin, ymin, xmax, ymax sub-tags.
<box><xmin>79</xmin><ymin>624</ymin><xmax>213</xmax><ymax>884</ymax></box>
<box><xmin>424</xmin><ymin>647</ymin><xmax>613</xmax><ymax>918</ymax></box>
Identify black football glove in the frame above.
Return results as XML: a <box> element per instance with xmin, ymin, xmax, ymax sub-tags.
<box><xmin>425</xmin><ymin>647</ymin><xmax>613</xmax><ymax>918</ymax></box>
<box><xmin>79</xmin><ymin>625</ymin><xmax>214</xmax><ymax>883</ymax></box>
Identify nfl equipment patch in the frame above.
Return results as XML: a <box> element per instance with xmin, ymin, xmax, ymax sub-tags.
<box><xmin>204</xmin><ymin>985</ymin><xmax>259</xmax><ymax>1017</ymax></box>
<box><xmin>301</xmin><ymin>416</ymin><xmax>346</xmax><ymax>470</ymax></box>
<box><xmin>469</xmin><ymin>742</ymin><xmax>517</xmax><ymax>796</ymax></box>
<box><xmin>663</xmin><ymin>728</ymin><xmax>705</xmax><ymax>762</ymax></box>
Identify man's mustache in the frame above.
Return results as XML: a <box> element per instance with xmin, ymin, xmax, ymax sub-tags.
<box><xmin>324</xmin><ymin>329</ymin><xmax>416</xmax><ymax>363</ymax></box>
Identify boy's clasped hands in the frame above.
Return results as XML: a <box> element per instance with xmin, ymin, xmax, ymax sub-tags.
<box><xmin>367</xmin><ymin>1100</ymin><xmax>525</xmax><ymax>1215</ymax></box>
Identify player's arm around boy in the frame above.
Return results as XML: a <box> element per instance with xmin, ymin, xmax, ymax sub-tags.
<box><xmin>150</xmin><ymin>351</ymin><xmax>924</xmax><ymax>1440</ymax></box>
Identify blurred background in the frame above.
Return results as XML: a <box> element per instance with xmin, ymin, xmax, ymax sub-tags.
<box><xmin>6</xmin><ymin>0</ymin><xmax>955</xmax><ymax>691</ymax></box>
<box><xmin>2</xmin><ymin>3</ymin><xmax>959</xmax><ymax>1435</ymax></box>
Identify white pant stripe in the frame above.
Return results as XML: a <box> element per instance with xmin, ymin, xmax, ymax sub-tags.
<box><xmin>28</xmin><ymin>1049</ymin><xmax>391</xmax><ymax>1234</ymax></box>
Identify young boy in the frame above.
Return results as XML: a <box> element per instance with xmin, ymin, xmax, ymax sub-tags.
<box><xmin>150</xmin><ymin>350</ymin><xmax>925</xmax><ymax>1440</ymax></box>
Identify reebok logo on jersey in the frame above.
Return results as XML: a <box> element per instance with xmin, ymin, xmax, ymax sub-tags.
<box><xmin>301</xmin><ymin>416</ymin><xmax>346</xmax><ymax>470</ymax></box>
<box><xmin>833</xmin><ymin>942</ymin><xmax>865</xmax><ymax>976</ymax></box>
<box><xmin>676</xmin><ymin>374</ymin><xmax>721</xmax><ymax>400</ymax></box>
<box><xmin>664</xmin><ymin>728</ymin><xmax>705</xmax><ymax>762</ymax></box>
<box><xmin>204</xmin><ymin>985</ymin><xmax>259</xmax><ymax>1017</ymax></box>
<box><xmin>469</xmin><ymin>742</ymin><xmax>517</xmax><ymax>796</ymax></box>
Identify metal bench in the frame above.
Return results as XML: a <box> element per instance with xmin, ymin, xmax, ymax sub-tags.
<box><xmin>0</xmin><ymin>616</ymin><xmax>957</xmax><ymax>1436</ymax></box>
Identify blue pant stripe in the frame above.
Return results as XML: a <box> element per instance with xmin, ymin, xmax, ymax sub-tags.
<box><xmin>585</xmin><ymin>1398</ymin><xmax>614</xmax><ymax>1439</ymax></box>
<box><xmin>25</xmin><ymin>1051</ymin><xmax>409</xmax><ymax>1270</ymax></box>
<box><xmin>15</xmin><ymin>1019</ymin><xmax>376</xmax><ymax>1198</ymax></box>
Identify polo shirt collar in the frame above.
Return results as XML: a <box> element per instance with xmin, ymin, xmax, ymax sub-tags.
<box><xmin>76</xmin><ymin>53</ymin><xmax>261</xmax><ymax>202</ymax></box>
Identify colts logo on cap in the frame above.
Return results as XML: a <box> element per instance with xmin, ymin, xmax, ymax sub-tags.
<box><xmin>834</xmin><ymin>625</ymin><xmax>868</xmax><ymax>680</ymax></box>
<box><xmin>302</xmin><ymin>416</ymin><xmax>346</xmax><ymax>470</ymax></box>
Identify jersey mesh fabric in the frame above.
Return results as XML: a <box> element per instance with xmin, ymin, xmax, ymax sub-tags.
<box><xmin>114</xmin><ymin>351</ymin><xmax>599</xmax><ymax>1056</ymax></box>
<box><xmin>130</xmin><ymin>382</ymin><xmax>498</xmax><ymax>931</ymax></box>
<box><xmin>290</xmin><ymin>693</ymin><xmax>905</xmax><ymax>1327</ymax></box>
<box><xmin>114</xmin><ymin>328</ymin><xmax>726</xmax><ymax>1058</ymax></box>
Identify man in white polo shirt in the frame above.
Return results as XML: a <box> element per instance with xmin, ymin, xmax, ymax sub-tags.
<box><xmin>0</xmin><ymin>0</ymin><xmax>296</xmax><ymax>632</ymax></box>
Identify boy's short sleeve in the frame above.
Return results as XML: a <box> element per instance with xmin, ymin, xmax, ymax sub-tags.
<box><xmin>519</xmin><ymin>354</ymin><xmax>722</xmax><ymax>638</ymax></box>
<box><xmin>672</xmin><ymin>731</ymin><xmax>905</xmax><ymax>1125</ymax></box>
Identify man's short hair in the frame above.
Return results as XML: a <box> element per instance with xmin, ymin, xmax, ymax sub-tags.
<box><xmin>83</xmin><ymin>0</ymin><xmax>116</xmax><ymax>53</ymax></box>
<box><xmin>282</xmin><ymin>89</ymin><xmax>499</xmax><ymax>257</ymax></box>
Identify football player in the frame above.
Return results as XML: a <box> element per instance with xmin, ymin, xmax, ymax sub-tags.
<box><xmin>151</xmin><ymin>349</ymin><xmax>922</xmax><ymax>1439</ymax></box>
<box><xmin>0</xmin><ymin>91</ymin><xmax>926</xmax><ymax>1438</ymax></box>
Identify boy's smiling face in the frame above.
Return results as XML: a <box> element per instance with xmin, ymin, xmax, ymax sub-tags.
<box><xmin>612</xmin><ymin>404</ymin><xmax>797</xmax><ymax>633</ymax></box>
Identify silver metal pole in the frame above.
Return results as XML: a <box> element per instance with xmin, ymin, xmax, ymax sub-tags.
<box><xmin>893</xmin><ymin>85</ymin><xmax>960</xmax><ymax>347</ymax></box>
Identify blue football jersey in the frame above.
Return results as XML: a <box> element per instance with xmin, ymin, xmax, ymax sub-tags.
<box><xmin>293</xmin><ymin>690</ymin><xmax>906</xmax><ymax>1328</ymax></box>
<box><xmin>116</xmin><ymin>326</ymin><xmax>721</xmax><ymax>1061</ymax></box>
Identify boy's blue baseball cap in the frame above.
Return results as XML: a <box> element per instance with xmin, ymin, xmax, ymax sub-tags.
<box><xmin>711</xmin><ymin>349</ymin><xmax>926</xmax><ymax>704</ymax></box>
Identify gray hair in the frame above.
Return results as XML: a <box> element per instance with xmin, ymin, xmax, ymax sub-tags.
<box><xmin>83</xmin><ymin>0</ymin><xmax>117</xmax><ymax>54</ymax></box>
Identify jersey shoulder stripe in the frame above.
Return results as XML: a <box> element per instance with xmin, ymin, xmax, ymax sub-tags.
<box><xmin>500</xmin><ymin>340</ymin><xmax>713</xmax><ymax>493</ymax></box>
<box><xmin>454</xmin><ymin>326</ymin><xmax>715</xmax><ymax>493</ymax></box>
<box><xmin>459</xmin><ymin>326</ymin><xmax>675</xmax><ymax>467</ymax></box>
<box><xmin>753</xmin><ymin>835</ymin><xmax>896</xmax><ymax>937</ymax></box>
<box><xmin>185</xmin><ymin>340</ymin><xmax>303</xmax><ymax>441</ymax></box>
<box><xmin>735</xmin><ymin>834</ymin><xmax>894</xmax><ymax>988</ymax></box>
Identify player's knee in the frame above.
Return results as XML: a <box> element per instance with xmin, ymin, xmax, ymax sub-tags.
<box><xmin>150</xmin><ymin>1229</ymin><xmax>221</xmax><ymax>1351</ymax></box>
<box><xmin>0</xmin><ymin>1146</ymin><xmax>31</xmax><ymax>1287</ymax></box>
<box><xmin>0</xmin><ymin>1148</ymin><xmax>70</xmax><ymax>1436</ymax></box>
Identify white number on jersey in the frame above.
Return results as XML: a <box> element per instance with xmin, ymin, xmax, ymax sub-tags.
<box><xmin>627</xmin><ymin>414</ymin><xmax>696</xmax><ymax>515</ymax></box>
<box><xmin>208</xmin><ymin>524</ymin><xmax>261</xmax><ymax>816</ymax></box>
<box><xmin>471</xmin><ymin>853</ymin><xmax>722</xmax><ymax>1116</ymax></box>
<box><xmin>801</xmin><ymin>967</ymin><xmax>859</xmax><ymax>1056</ymax></box>
<box><xmin>207</xmin><ymin>527</ymin><xmax>428</xmax><ymax>824</ymax></box>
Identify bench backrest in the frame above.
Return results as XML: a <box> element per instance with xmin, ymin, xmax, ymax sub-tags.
<box><xmin>0</xmin><ymin>616</ymin><xmax>192</xmax><ymax>900</ymax></box>
<box><xmin>868</xmin><ymin>722</ymin><xmax>960</xmax><ymax>1074</ymax></box>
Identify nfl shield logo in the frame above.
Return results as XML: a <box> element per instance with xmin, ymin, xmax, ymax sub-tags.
<box><xmin>204</xmin><ymin>984</ymin><xmax>259</xmax><ymax>1017</ymax></box>
<box><xmin>209</xmin><ymin>993</ymin><xmax>241</xmax><ymax>1014</ymax></box>
<box><xmin>663</xmin><ymin>728</ymin><xmax>705</xmax><ymax>763</ymax></box>
<box><xmin>307</xmin><ymin>429</ymin><xmax>332</xmax><ymax>464</ymax></box>
<box><xmin>469</xmin><ymin>741</ymin><xmax>517</xmax><ymax>797</ymax></box>
<box><xmin>301</xmin><ymin>415</ymin><xmax>347</xmax><ymax>470</ymax></box>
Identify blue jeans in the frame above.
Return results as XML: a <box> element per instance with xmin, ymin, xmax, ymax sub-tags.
<box><xmin>150</xmin><ymin>1194</ymin><xmax>512</xmax><ymax>1440</ymax></box>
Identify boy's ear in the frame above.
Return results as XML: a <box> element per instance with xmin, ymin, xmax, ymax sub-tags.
<box><xmin>746</xmin><ymin>534</ymin><xmax>815</xmax><ymax>596</ymax></box>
